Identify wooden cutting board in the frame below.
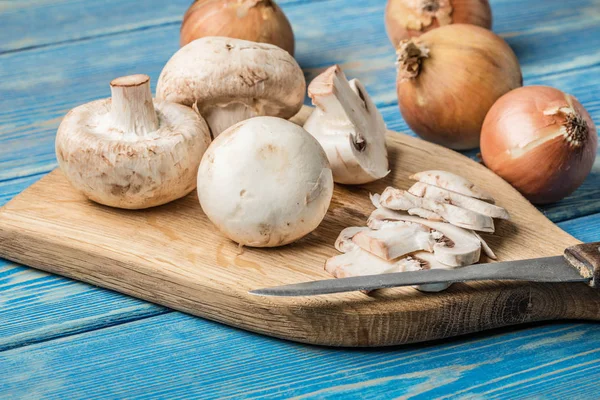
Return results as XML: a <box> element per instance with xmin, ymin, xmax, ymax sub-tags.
<box><xmin>1</xmin><ymin>107</ymin><xmax>599</xmax><ymax>347</ymax></box>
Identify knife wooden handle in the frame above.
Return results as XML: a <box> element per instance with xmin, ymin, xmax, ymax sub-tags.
<box><xmin>564</xmin><ymin>242</ymin><xmax>600</xmax><ymax>288</ymax></box>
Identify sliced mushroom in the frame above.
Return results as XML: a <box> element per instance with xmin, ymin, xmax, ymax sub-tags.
<box><xmin>409</xmin><ymin>182</ymin><xmax>509</xmax><ymax>219</ymax></box>
<box><xmin>410</xmin><ymin>170</ymin><xmax>495</xmax><ymax>203</ymax></box>
<box><xmin>56</xmin><ymin>74</ymin><xmax>211</xmax><ymax>209</ymax></box>
<box><xmin>303</xmin><ymin>65</ymin><xmax>389</xmax><ymax>184</ymax></box>
<box><xmin>407</xmin><ymin>207</ymin><xmax>444</xmax><ymax>221</ymax></box>
<box><xmin>325</xmin><ymin>247</ymin><xmax>421</xmax><ymax>279</ymax></box>
<box><xmin>368</xmin><ymin>208</ymin><xmax>482</xmax><ymax>267</ymax></box>
<box><xmin>379</xmin><ymin>187</ymin><xmax>495</xmax><ymax>232</ymax></box>
<box><xmin>406</xmin><ymin>252</ymin><xmax>453</xmax><ymax>293</ymax></box>
<box><xmin>156</xmin><ymin>37</ymin><xmax>305</xmax><ymax>137</ymax></box>
<box><xmin>335</xmin><ymin>226</ymin><xmax>370</xmax><ymax>253</ymax></box>
<box><xmin>351</xmin><ymin>223</ymin><xmax>435</xmax><ymax>261</ymax></box>
<box><xmin>471</xmin><ymin>230</ymin><xmax>497</xmax><ymax>260</ymax></box>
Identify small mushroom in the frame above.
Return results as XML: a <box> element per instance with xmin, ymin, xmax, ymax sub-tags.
<box><xmin>351</xmin><ymin>223</ymin><xmax>435</xmax><ymax>260</ymax></box>
<box><xmin>56</xmin><ymin>74</ymin><xmax>211</xmax><ymax>209</ymax></box>
<box><xmin>408</xmin><ymin>182</ymin><xmax>509</xmax><ymax>219</ymax></box>
<box><xmin>411</xmin><ymin>170</ymin><xmax>495</xmax><ymax>202</ymax></box>
<box><xmin>379</xmin><ymin>187</ymin><xmax>495</xmax><ymax>232</ymax></box>
<box><xmin>156</xmin><ymin>37</ymin><xmax>306</xmax><ymax>138</ymax></box>
<box><xmin>197</xmin><ymin>116</ymin><xmax>334</xmax><ymax>247</ymax></box>
<box><xmin>368</xmin><ymin>208</ymin><xmax>482</xmax><ymax>267</ymax></box>
<box><xmin>303</xmin><ymin>65</ymin><xmax>389</xmax><ymax>184</ymax></box>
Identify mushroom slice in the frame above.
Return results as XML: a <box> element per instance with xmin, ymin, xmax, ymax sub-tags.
<box><xmin>368</xmin><ymin>208</ymin><xmax>481</xmax><ymax>267</ymax></box>
<box><xmin>408</xmin><ymin>208</ymin><xmax>444</xmax><ymax>221</ymax></box>
<box><xmin>409</xmin><ymin>182</ymin><xmax>509</xmax><ymax>220</ymax></box>
<box><xmin>325</xmin><ymin>247</ymin><xmax>421</xmax><ymax>279</ymax></box>
<box><xmin>471</xmin><ymin>231</ymin><xmax>497</xmax><ymax>260</ymax></box>
<box><xmin>156</xmin><ymin>37</ymin><xmax>306</xmax><ymax>137</ymax></box>
<box><xmin>406</xmin><ymin>252</ymin><xmax>454</xmax><ymax>293</ymax></box>
<box><xmin>335</xmin><ymin>226</ymin><xmax>370</xmax><ymax>253</ymax></box>
<box><xmin>303</xmin><ymin>65</ymin><xmax>389</xmax><ymax>185</ymax></box>
<box><xmin>351</xmin><ymin>224</ymin><xmax>435</xmax><ymax>261</ymax></box>
<box><xmin>56</xmin><ymin>74</ymin><xmax>211</xmax><ymax>209</ymax></box>
<box><xmin>410</xmin><ymin>170</ymin><xmax>495</xmax><ymax>203</ymax></box>
<box><xmin>380</xmin><ymin>187</ymin><xmax>495</xmax><ymax>233</ymax></box>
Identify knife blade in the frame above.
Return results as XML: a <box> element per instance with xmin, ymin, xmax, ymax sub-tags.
<box><xmin>250</xmin><ymin>254</ymin><xmax>592</xmax><ymax>297</ymax></box>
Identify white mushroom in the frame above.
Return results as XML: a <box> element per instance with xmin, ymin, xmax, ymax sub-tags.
<box><xmin>197</xmin><ymin>116</ymin><xmax>333</xmax><ymax>247</ymax></box>
<box><xmin>411</xmin><ymin>170</ymin><xmax>495</xmax><ymax>203</ymax></box>
<box><xmin>405</xmin><ymin>252</ymin><xmax>454</xmax><ymax>293</ymax></box>
<box><xmin>408</xmin><ymin>182</ymin><xmax>509</xmax><ymax>219</ymax></box>
<box><xmin>379</xmin><ymin>187</ymin><xmax>495</xmax><ymax>232</ymax></box>
<box><xmin>303</xmin><ymin>65</ymin><xmax>389</xmax><ymax>184</ymax></box>
<box><xmin>351</xmin><ymin>223</ymin><xmax>436</xmax><ymax>260</ymax></box>
<box><xmin>325</xmin><ymin>248</ymin><xmax>452</xmax><ymax>293</ymax></box>
<box><xmin>407</xmin><ymin>207</ymin><xmax>444</xmax><ymax>221</ymax></box>
<box><xmin>156</xmin><ymin>37</ymin><xmax>306</xmax><ymax>138</ymax></box>
<box><xmin>325</xmin><ymin>247</ymin><xmax>421</xmax><ymax>279</ymax></box>
<box><xmin>335</xmin><ymin>226</ymin><xmax>370</xmax><ymax>253</ymax></box>
<box><xmin>368</xmin><ymin>208</ymin><xmax>482</xmax><ymax>267</ymax></box>
<box><xmin>55</xmin><ymin>74</ymin><xmax>211</xmax><ymax>209</ymax></box>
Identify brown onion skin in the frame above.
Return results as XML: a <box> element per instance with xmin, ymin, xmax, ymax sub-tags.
<box><xmin>397</xmin><ymin>24</ymin><xmax>522</xmax><ymax>150</ymax></box>
<box><xmin>180</xmin><ymin>0</ymin><xmax>295</xmax><ymax>55</ymax></box>
<box><xmin>385</xmin><ymin>0</ymin><xmax>492</xmax><ymax>47</ymax></box>
<box><xmin>481</xmin><ymin>86</ymin><xmax>597</xmax><ymax>205</ymax></box>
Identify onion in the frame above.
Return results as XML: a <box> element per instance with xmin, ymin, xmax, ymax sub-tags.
<box><xmin>180</xmin><ymin>0</ymin><xmax>295</xmax><ymax>55</ymax></box>
<box><xmin>481</xmin><ymin>86</ymin><xmax>597</xmax><ymax>204</ymax></box>
<box><xmin>396</xmin><ymin>24</ymin><xmax>522</xmax><ymax>150</ymax></box>
<box><xmin>385</xmin><ymin>0</ymin><xmax>492</xmax><ymax>47</ymax></box>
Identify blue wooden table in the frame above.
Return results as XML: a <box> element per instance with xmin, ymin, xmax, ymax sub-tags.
<box><xmin>2</xmin><ymin>0</ymin><xmax>600</xmax><ymax>398</ymax></box>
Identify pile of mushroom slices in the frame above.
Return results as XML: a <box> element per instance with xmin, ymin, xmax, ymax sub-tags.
<box><xmin>327</xmin><ymin>170</ymin><xmax>509</xmax><ymax>293</ymax></box>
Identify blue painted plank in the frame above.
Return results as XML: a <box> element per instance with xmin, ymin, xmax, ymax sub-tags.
<box><xmin>1</xmin><ymin>312</ymin><xmax>599</xmax><ymax>399</ymax></box>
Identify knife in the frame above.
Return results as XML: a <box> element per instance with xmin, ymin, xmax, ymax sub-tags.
<box><xmin>250</xmin><ymin>242</ymin><xmax>600</xmax><ymax>297</ymax></box>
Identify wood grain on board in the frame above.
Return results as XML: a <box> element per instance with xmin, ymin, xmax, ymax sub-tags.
<box><xmin>1</xmin><ymin>108</ymin><xmax>598</xmax><ymax>346</ymax></box>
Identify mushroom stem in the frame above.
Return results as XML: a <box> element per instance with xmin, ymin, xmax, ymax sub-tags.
<box><xmin>110</xmin><ymin>74</ymin><xmax>159</xmax><ymax>137</ymax></box>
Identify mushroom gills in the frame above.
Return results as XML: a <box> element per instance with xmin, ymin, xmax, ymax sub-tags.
<box><xmin>410</xmin><ymin>170</ymin><xmax>495</xmax><ymax>203</ymax></box>
<box><xmin>303</xmin><ymin>65</ymin><xmax>389</xmax><ymax>185</ymax></box>
<box><xmin>368</xmin><ymin>208</ymin><xmax>482</xmax><ymax>267</ymax></box>
<box><xmin>351</xmin><ymin>223</ymin><xmax>436</xmax><ymax>260</ymax></box>
<box><xmin>408</xmin><ymin>182</ymin><xmax>509</xmax><ymax>219</ymax></box>
<box><xmin>379</xmin><ymin>187</ymin><xmax>495</xmax><ymax>233</ymax></box>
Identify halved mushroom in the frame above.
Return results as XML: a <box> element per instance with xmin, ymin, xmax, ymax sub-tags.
<box><xmin>56</xmin><ymin>74</ymin><xmax>211</xmax><ymax>209</ymax></box>
<box><xmin>156</xmin><ymin>37</ymin><xmax>306</xmax><ymax>138</ymax></box>
<box><xmin>411</xmin><ymin>170</ymin><xmax>495</xmax><ymax>203</ymax></box>
<box><xmin>408</xmin><ymin>182</ymin><xmax>509</xmax><ymax>219</ymax></box>
<box><xmin>379</xmin><ymin>187</ymin><xmax>495</xmax><ymax>232</ymax></box>
<box><xmin>303</xmin><ymin>65</ymin><xmax>389</xmax><ymax>184</ymax></box>
<box><xmin>368</xmin><ymin>208</ymin><xmax>482</xmax><ymax>267</ymax></box>
<box><xmin>351</xmin><ymin>223</ymin><xmax>435</xmax><ymax>260</ymax></box>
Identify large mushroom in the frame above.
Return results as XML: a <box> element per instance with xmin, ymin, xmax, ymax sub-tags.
<box><xmin>156</xmin><ymin>36</ymin><xmax>306</xmax><ymax>138</ymax></box>
<box><xmin>197</xmin><ymin>116</ymin><xmax>334</xmax><ymax>247</ymax></box>
<box><xmin>56</xmin><ymin>74</ymin><xmax>211</xmax><ymax>209</ymax></box>
<box><xmin>303</xmin><ymin>65</ymin><xmax>389</xmax><ymax>184</ymax></box>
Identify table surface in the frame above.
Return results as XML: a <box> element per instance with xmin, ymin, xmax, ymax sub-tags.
<box><xmin>1</xmin><ymin>0</ymin><xmax>600</xmax><ymax>398</ymax></box>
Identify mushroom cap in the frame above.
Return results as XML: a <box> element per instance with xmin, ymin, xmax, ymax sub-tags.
<box><xmin>156</xmin><ymin>37</ymin><xmax>306</xmax><ymax>120</ymax></box>
<box><xmin>197</xmin><ymin>116</ymin><xmax>334</xmax><ymax>247</ymax></box>
<box><xmin>56</xmin><ymin>99</ymin><xmax>211</xmax><ymax>209</ymax></box>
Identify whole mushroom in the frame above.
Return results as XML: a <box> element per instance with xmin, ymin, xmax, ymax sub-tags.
<box><xmin>56</xmin><ymin>74</ymin><xmax>211</xmax><ymax>209</ymax></box>
<box><xmin>197</xmin><ymin>116</ymin><xmax>334</xmax><ymax>247</ymax></box>
<box><xmin>156</xmin><ymin>37</ymin><xmax>306</xmax><ymax>138</ymax></box>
